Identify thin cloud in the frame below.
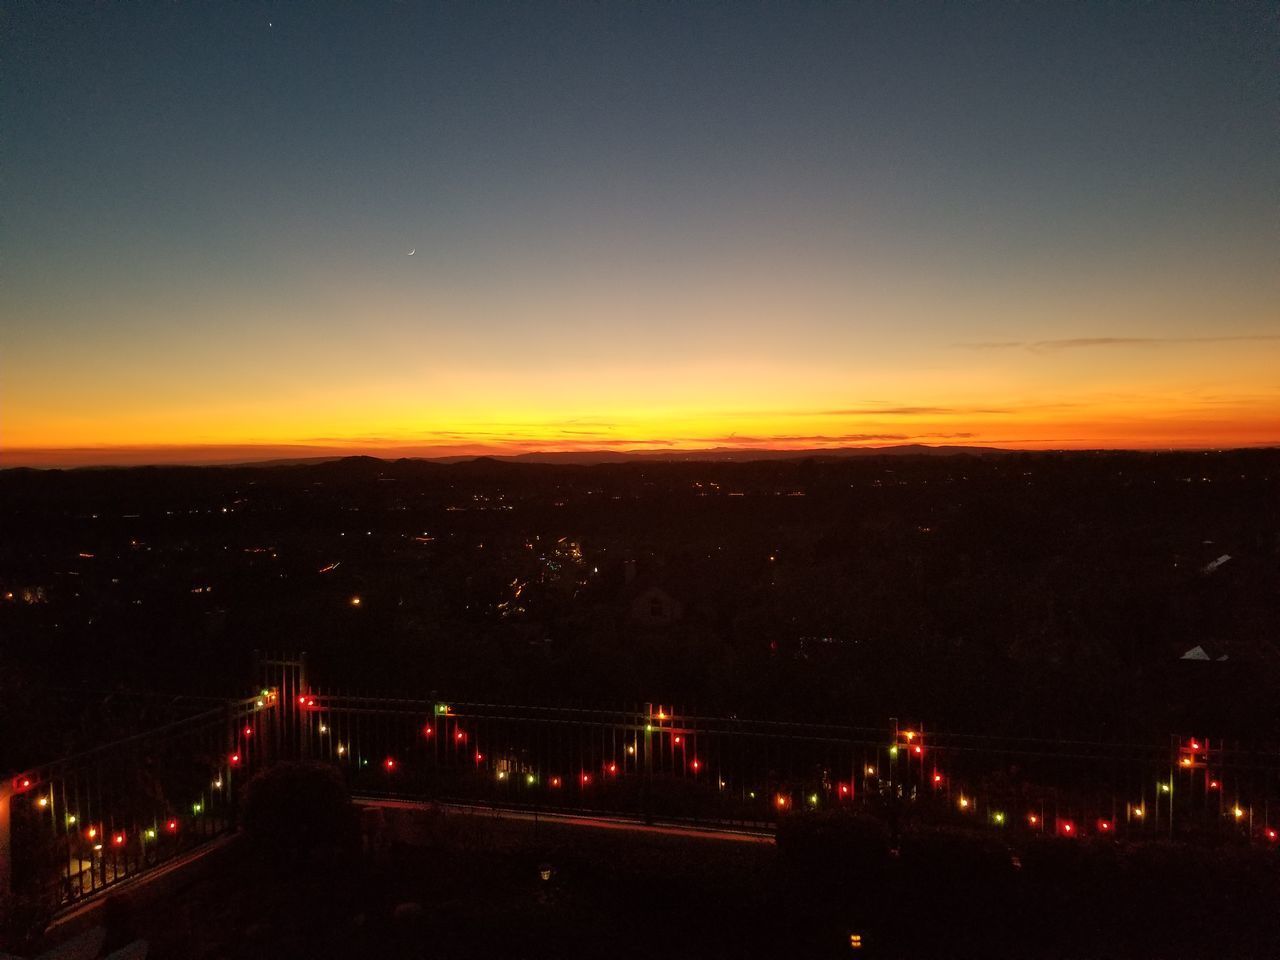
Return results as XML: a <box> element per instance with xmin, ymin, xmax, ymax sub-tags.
<box><xmin>959</xmin><ymin>335</ymin><xmax>1280</xmax><ymax>352</ymax></box>
<box><xmin>819</xmin><ymin>406</ymin><xmax>1013</xmax><ymax>416</ymax></box>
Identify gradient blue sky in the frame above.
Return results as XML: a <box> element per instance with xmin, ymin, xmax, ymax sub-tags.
<box><xmin>3</xmin><ymin>1</ymin><xmax>1277</xmax><ymax>464</ymax></box>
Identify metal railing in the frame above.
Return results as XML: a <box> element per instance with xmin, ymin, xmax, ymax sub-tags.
<box><xmin>2</xmin><ymin>689</ymin><xmax>280</xmax><ymax>921</ymax></box>
<box><xmin>5</xmin><ymin>651</ymin><xmax>1279</xmax><ymax>933</ymax></box>
<box><xmin>295</xmin><ymin>686</ymin><xmax>1280</xmax><ymax>842</ymax></box>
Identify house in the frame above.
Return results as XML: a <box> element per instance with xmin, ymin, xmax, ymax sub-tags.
<box><xmin>629</xmin><ymin>585</ymin><xmax>684</xmax><ymax>626</ymax></box>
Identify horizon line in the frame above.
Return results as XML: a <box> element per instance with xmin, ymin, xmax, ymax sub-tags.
<box><xmin>4</xmin><ymin>439</ymin><xmax>1279</xmax><ymax>471</ymax></box>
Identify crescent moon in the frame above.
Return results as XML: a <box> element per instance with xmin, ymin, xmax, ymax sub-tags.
<box><xmin>407</xmin><ymin>248</ymin><xmax>415</xmax><ymax>256</ymax></box>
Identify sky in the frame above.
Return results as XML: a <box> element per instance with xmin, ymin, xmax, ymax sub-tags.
<box><xmin>3</xmin><ymin>1</ymin><xmax>1277</xmax><ymax>466</ymax></box>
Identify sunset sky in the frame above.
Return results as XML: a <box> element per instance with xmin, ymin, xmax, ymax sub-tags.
<box><xmin>3</xmin><ymin>2</ymin><xmax>1277</xmax><ymax>466</ymax></box>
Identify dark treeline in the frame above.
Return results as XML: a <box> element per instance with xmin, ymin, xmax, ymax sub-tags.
<box><xmin>2</xmin><ymin>449</ymin><xmax>1278</xmax><ymax>769</ymax></box>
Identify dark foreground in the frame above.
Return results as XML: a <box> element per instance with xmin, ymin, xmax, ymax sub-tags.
<box><xmin>56</xmin><ymin>806</ymin><xmax>1280</xmax><ymax>960</ymax></box>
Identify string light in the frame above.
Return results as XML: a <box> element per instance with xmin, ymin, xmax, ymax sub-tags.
<box><xmin>192</xmin><ymin>802</ymin><xmax>203</xmax><ymax>814</ymax></box>
<box><xmin>1208</xmin><ymin>780</ymin><xmax>1220</xmax><ymax>790</ymax></box>
<box><xmin>37</xmin><ymin>795</ymin><xmax>49</xmax><ymax>809</ymax></box>
<box><xmin>1059</xmin><ymin>821</ymin><xmax>1075</xmax><ymax>836</ymax></box>
<box><xmin>383</xmin><ymin>757</ymin><xmax>396</xmax><ymax>772</ymax></box>
<box><xmin>87</xmin><ymin>826</ymin><xmax>98</xmax><ymax>839</ymax></box>
<box><xmin>422</xmin><ymin>724</ymin><xmax>433</xmax><ymax>738</ymax></box>
<box><xmin>992</xmin><ymin>812</ymin><xmax>1005</xmax><ymax>825</ymax></box>
<box><xmin>497</xmin><ymin>770</ymin><xmax>507</xmax><ymax>781</ymax></box>
<box><xmin>626</xmin><ymin>744</ymin><xmax>636</xmax><ymax>755</ymax></box>
<box><xmin>888</xmin><ymin>746</ymin><xmax>899</xmax><ymax>758</ymax></box>
<box><xmin>1266</xmin><ymin>828</ymin><xmax>1278</xmax><ymax>842</ymax></box>
<box><xmin>526</xmin><ymin>773</ymin><xmax>536</xmax><ymax>785</ymax></box>
<box><xmin>913</xmin><ymin>745</ymin><xmax>922</xmax><ymax>755</ymax></box>
<box><xmin>933</xmin><ymin>773</ymin><xmax>943</xmax><ymax>784</ymax></box>
<box><xmin>336</xmin><ymin>744</ymin><xmax>346</xmax><ymax>756</ymax></box>
<box><xmin>550</xmin><ymin>776</ymin><xmax>562</xmax><ymax>788</ymax></box>
<box><xmin>865</xmin><ymin>766</ymin><xmax>876</xmax><ymax>777</ymax></box>
<box><xmin>1098</xmin><ymin>819</ymin><xmax>1112</xmax><ymax>833</ymax></box>
<box><xmin>243</xmin><ymin>726</ymin><xmax>253</xmax><ymax>737</ymax></box>
<box><xmin>213</xmin><ymin>778</ymin><xmax>223</xmax><ymax>789</ymax></box>
<box><xmin>475</xmin><ymin>751</ymin><xmax>484</xmax><ymax>764</ymax></box>
<box><xmin>166</xmin><ymin>819</ymin><xmax>179</xmax><ymax>833</ymax></box>
<box><xmin>689</xmin><ymin>759</ymin><xmax>701</xmax><ymax>773</ymax></box>
<box><xmin>958</xmin><ymin>797</ymin><xmax>970</xmax><ymax>810</ymax></box>
<box><xmin>580</xmin><ymin>773</ymin><xmax>592</xmax><ymax>786</ymax></box>
<box><xmin>808</xmin><ymin>793</ymin><xmax>819</xmax><ymax>806</ymax></box>
<box><xmin>113</xmin><ymin>832</ymin><xmax>126</xmax><ymax>846</ymax></box>
<box><xmin>1132</xmin><ymin>807</ymin><xmax>1144</xmax><ymax>819</ymax></box>
<box><xmin>904</xmin><ymin>732</ymin><xmax>916</xmax><ymax>741</ymax></box>
<box><xmin>66</xmin><ymin>814</ymin><xmax>77</xmax><ymax>826</ymax></box>
<box><xmin>839</xmin><ymin>784</ymin><xmax>850</xmax><ymax>796</ymax></box>
<box><xmin>775</xmin><ymin>794</ymin><xmax>790</xmax><ymax>810</ymax></box>
<box><xmin>229</xmin><ymin>752</ymin><xmax>241</xmax><ymax>765</ymax></box>
<box><xmin>1027</xmin><ymin>814</ymin><xmax>1039</xmax><ymax>825</ymax></box>
<box><xmin>1233</xmin><ymin>806</ymin><xmax>1245</xmax><ymax>820</ymax></box>
<box><xmin>145</xmin><ymin>828</ymin><xmax>157</xmax><ymax>840</ymax></box>
<box><xmin>1159</xmin><ymin>782</ymin><xmax>1171</xmax><ymax>794</ymax></box>
<box><xmin>606</xmin><ymin>762</ymin><xmax>618</xmax><ymax>775</ymax></box>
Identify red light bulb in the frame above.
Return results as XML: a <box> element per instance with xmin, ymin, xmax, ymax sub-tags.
<box><xmin>383</xmin><ymin>757</ymin><xmax>396</xmax><ymax>771</ymax></box>
<box><xmin>229</xmin><ymin>752</ymin><xmax>241</xmax><ymax>765</ymax></box>
<box><xmin>423</xmin><ymin>724</ymin><xmax>434</xmax><ymax>737</ymax></box>
<box><xmin>166</xmin><ymin>819</ymin><xmax>178</xmax><ymax>833</ymax></box>
<box><xmin>580</xmin><ymin>773</ymin><xmax>592</xmax><ymax>785</ymax></box>
<box><xmin>113</xmin><ymin>832</ymin><xmax>126</xmax><ymax>846</ymax></box>
<box><xmin>243</xmin><ymin>726</ymin><xmax>252</xmax><ymax>737</ymax></box>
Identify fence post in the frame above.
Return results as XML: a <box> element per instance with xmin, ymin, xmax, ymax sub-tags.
<box><xmin>643</xmin><ymin>703</ymin><xmax>654</xmax><ymax>825</ymax></box>
<box><xmin>299</xmin><ymin>652</ymin><xmax>310</xmax><ymax>761</ymax></box>
<box><xmin>0</xmin><ymin>780</ymin><xmax>12</xmax><ymax>930</ymax></box>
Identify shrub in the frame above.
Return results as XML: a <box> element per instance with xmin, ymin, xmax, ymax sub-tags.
<box><xmin>241</xmin><ymin>761</ymin><xmax>355</xmax><ymax>861</ymax></box>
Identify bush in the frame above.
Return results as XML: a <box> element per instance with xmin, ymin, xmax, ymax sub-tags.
<box><xmin>241</xmin><ymin>761</ymin><xmax>356</xmax><ymax>861</ymax></box>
